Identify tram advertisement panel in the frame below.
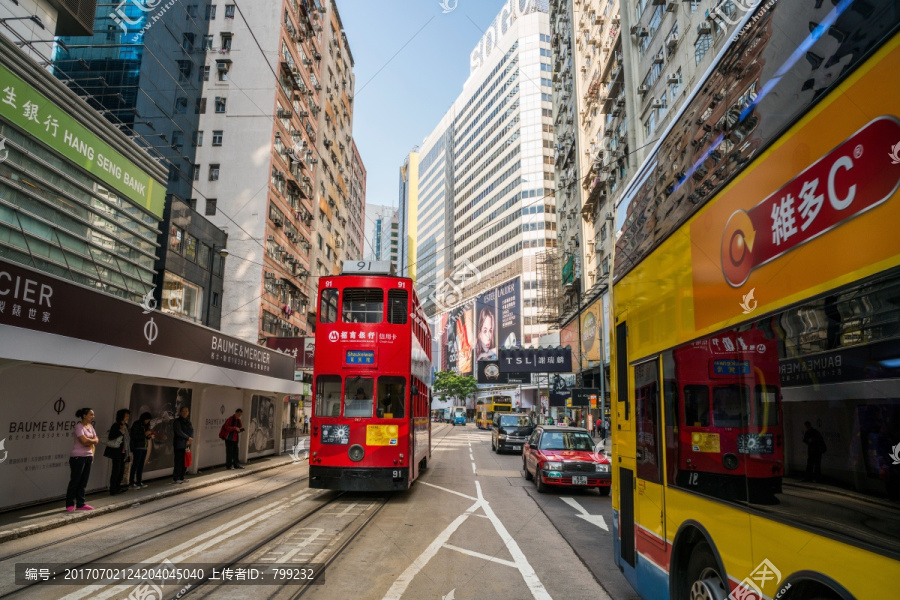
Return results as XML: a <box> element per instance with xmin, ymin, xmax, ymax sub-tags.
<box><xmin>689</xmin><ymin>44</ymin><xmax>900</xmax><ymax>332</ymax></box>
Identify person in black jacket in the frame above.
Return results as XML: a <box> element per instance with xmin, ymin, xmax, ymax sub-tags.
<box><xmin>129</xmin><ymin>412</ymin><xmax>155</xmax><ymax>488</ymax></box>
<box><xmin>172</xmin><ymin>406</ymin><xmax>194</xmax><ymax>484</ymax></box>
<box><xmin>107</xmin><ymin>409</ymin><xmax>131</xmax><ymax>495</ymax></box>
<box><xmin>222</xmin><ymin>408</ymin><xmax>245</xmax><ymax>470</ymax></box>
<box><xmin>802</xmin><ymin>421</ymin><xmax>827</xmax><ymax>482</ymax></box>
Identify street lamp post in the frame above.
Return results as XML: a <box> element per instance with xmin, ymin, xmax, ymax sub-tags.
<box><xmin>206</xmin><ymin>245</ymin><xmax>228</xmax><ymax>328</ymax></box>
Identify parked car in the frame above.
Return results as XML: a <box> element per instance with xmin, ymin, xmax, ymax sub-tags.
<box><xmin>492</xmin><ymin>413</ymin><xmax>534</xmax><ymax>454</ymax></box>
<box><xmin>522</xmin><ymin>426</ymin><xmax>611</xmax><ymax>495</ymax></box>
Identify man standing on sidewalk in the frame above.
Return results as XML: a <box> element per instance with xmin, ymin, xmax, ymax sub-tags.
<box><xmin>222</xmin><ymin>408</ymin><xmax>245</xmax><ymax>470</ymax></box>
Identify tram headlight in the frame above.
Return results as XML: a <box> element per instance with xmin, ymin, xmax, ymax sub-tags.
<box><xmin>348</xmin><ymin>444</ymin><xmax>365</xmax><ymax>462</ymax></box>
<box><xmin>722</xmin><ymin>453</ymin><xmax>739</xmax><ymax>470</ymax></box>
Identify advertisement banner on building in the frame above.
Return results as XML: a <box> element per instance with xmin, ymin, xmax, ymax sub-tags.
<box><xmin>572</xmin><ymin>388</ymin><xmax>600</xmax><ymax>408</ymax></box>
<box><xmin>581</xmin><ymin>299</ymin><xmax>602</xmax><ymax>364</ymax></box>
<box><xmin>444</xmin><ymin>305</ymin><xmax>474</xmax><ymax>376</ymax></box>
<box><xmin>264</xmin><ymin>337</ymin><xmax>315</xmax><ymax>369</ymax></box>
<box><xmin>497</xmin><ymin>277</ymin><xmax>521</xmax><ymax>349</ymax></box>
<box><xmin>439</xmin><ymin>313</ymin><xmax>449</xmax><ymax>371</ymax></box>
<box><xmin>129</xmin><ymin>384</ymin><xmax>192</xmax><ymax>476</ymax></box>
<box><xmin>0</xmin><ymin>366</ymin><xmax>117</xmax><ymax>510</ymax></box>
<box><xmin>560</xmin><ymin>319</ymin><xmax>580</xmax><ymax>372</ymax></box>
<box><xmin>248</xmin><ymin>395</ymin><xmax>276</xmax><ymax>456</ymax></box>
<box><xmin>197</xmin><ymin>389</ymin><xmax>243</xmax><ymax>469</ymax></box>
<box><xmin>498</xmin><ymin>347</ymin><xmax>572</xmax><ymax>373</ymax></box>
<box><xmin>477</xmin><ymin>360</ymin><xmax>530</xmax><ymax>384</ymax></box>
<box><xmin>550</xmin><ymin>374</ymin><xmax>575</xmax><ymax>407</ymax></box>
<box><xmin>474</xmin><ymin>288</ymin><xmax>499</xmax><ymax>362</ymax></box>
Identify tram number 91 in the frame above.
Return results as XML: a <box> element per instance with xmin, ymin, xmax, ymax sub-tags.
<box><xmin>392</xmin><ymin>470</ymin><xmax>403</xmax><ymax>479</ymax></box>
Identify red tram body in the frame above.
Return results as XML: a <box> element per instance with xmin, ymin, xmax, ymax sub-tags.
<box><xmin>669</xmin><ymin>328</ymin><xmax>784</xmax><ymax>503</ymax></box>
<box><xmin>309</xmin><ymin>266</ymin><xmax>432</xmax><ymax>491</ymax></box>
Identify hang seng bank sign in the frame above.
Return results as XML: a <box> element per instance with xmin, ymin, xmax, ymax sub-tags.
<box><xmin>0</xmin><ymin>258</ymin><xmax>294</xmax><ymax>379</ymax></box>
<box><xmin>0</xmin><ymin>64</ymin><xmax>165</xmax><ymax>218</ymax></box>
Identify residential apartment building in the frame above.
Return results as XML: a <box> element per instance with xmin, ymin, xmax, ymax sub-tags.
<box><xmin>347</xmin><ymin>138</ymin><xmax>365</xmax><ymax>261</ymax></box>
<box><xmin>309</xmin><ymin>0</ymin><xmax>357</xmax><ymax>280</ymax></box>
<box><xmin>549</xmin><ymin>0</ymin><xmax>742</xmax><ymax>387</ymax></box>
<box><xmin>194</xmin><ymin>0</ymin><xmax>325</xmax><ymax>343</ymax></box>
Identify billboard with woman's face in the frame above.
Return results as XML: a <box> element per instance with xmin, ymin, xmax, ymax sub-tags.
<box><xmin>475</xmin><ymin>288</ymin><xmax>498</xmax><ymax>361</ymax></box>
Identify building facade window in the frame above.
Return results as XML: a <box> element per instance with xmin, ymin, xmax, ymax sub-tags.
<box><xmin>695</xmin><ymin>33</ymin><xmax>712</xmax><ymax>64</ymax></box>
<box><xmin>205</xmin><ymin>4</ymin><xmax>216</xmax><ymax>19</ymax></box>
<box><xmin>224</xmin><ymin>4</ymin><xmax>235</xmax><ymax>19</ymax></box>
<box><xmin>209</xmin><ymin>164</ymin><xmax>220</xmax><ymax>181</ymax></box>
<box><xmin>215</xmin><ymin>97</ymin><xmax>226</xmax><ymax>113</ymax></box>
<box><xmin>212</xmin><ymin>130</ymin><xmax>223</xmax><ymax>146</ymax></box>
<box><xmin>206</xmin><ymin>198</ymin><xmax>217</xmax><ymax>215</ymax></box>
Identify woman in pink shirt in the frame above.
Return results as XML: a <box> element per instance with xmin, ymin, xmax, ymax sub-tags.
<box><xmin>66</xmin><ymin>407</ymin><xmax>99</xmax><ymax>511</ymax></box>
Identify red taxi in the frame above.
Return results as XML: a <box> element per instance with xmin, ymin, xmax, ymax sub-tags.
<box><xmin>522</xmin><ymin>426</ymin><xmax>610</xmax><ymax>495</ymax></box>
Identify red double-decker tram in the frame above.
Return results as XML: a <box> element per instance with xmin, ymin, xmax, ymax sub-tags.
<box><xmin>309</xmin><ymin>263</ymin><xmax>432</xmax><ymax>491</ymax></box>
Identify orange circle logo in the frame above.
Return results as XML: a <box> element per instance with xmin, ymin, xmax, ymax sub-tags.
<box><xmin>721</xmin><ymin>210</ymin><xmax>755</xmax><ymax>287</ymax></box>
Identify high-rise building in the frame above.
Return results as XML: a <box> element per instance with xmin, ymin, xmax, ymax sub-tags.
<box><xmin>193</xmin><ymin>0</ymin><xmax>325</xmax><ymax>342</ymax></box>
<box><xmin>309</xmin><ymin>0</ymin><xmax>357</xmax><ymax>280</ymax></box>
<box><xmin>363</xmin><ymin>204</ymin><xmax>396</xmax><ymax>261</ymax></box>
<box><xmin>397</xmin><ymin>149</ymin><xmax>418</xmax><ymax>280</ymax></box>
<box><xmin>411</xmin><ymin>0</ymin><xmax>555</xmax><ymax>349</ymax></box>
<box><xmin>347</xmin><ymin>138</ymin><xmax>366</xmax><ymax>261</ymax></box>
<box><xmin>0</xmin><ymin>0</ymin><xmax>95</xmax><ymax>63</ymax></box>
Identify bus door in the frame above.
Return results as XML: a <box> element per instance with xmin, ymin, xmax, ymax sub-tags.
<box><xmin>633</xmin><ymin>358</ymin><xmax>666</xmax><ymax>556</ymax></box>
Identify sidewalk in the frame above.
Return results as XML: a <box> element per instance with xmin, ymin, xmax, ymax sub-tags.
<box><xmin>0</xmin><ymin>446</ymin><xmax>308</xmax><ymax>545</ymax></box>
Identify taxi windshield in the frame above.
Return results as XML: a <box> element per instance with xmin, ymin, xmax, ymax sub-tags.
<box><xmin>539</xmin><ymin>431</ymin><xmax>594</xmax><ymax>451</ymax></box>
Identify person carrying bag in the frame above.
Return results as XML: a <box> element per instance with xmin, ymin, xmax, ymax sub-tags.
<box><xmin>105</xmin><ymin>409</ymin><xmax>131</xmax><ymax>495</ymax></box>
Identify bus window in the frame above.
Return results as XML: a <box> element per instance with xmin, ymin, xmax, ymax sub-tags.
<box><xmin>712</xmin><ymin>385</ymin><xmax>749</xmax><ymax>427</ymax></box>
<box><xmin>387</xmin><ymin>290</ymin><xmax>408</xmax><ymax>324</ymax></box>
<box><xmin>344</xmin><ymin>377</ymin><xmax>375</xmax><ymax>417</ymax></box>
<box><xmin>319</xmin><ymin>289</ymin><xmax>339</xmax><ymax>324</ymax></box>
<box><xmin>377</xmin><ymin>377</ymin><xmax>405</xmax><ymax>419</ymax></box>
<box><xmin>683</xmin><ymin>385</ymin><xmax>710</xmax><ymax>427</ymax></box>
<box><xmin>343</xmin><ymin>289</ymin><xmax>384</xmax><ymax>323</ymax></box>
<box><xmin>754</xmin><ymin>385</ymin><xmax>779</xmax><ymax>427</ymax></box>
<box><xmin>315</xmin><ymin>375</ymin><xmax>341</xmax><ymax>417</ymax></box>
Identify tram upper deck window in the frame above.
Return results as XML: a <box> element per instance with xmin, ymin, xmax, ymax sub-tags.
<box><xmin>342</xmin><ymin>289</ymin><xmax>384</xmax><ymax>323</ymax></box>
<box><xmin>320</xmin><ymin>289</ymin><xmax>339</xmax><ymax>324</ymax></box>
<box><xmin>377</xmin><ymin>376</ymin><xmax>406</xmax><ymax>418</ymax></box>
<box><xmin>683</xmin><ymin>385</ymin><xmax>710</xmax><ymax>427</ymax></box>
<box><xmin>344</xmin><ymin>377</ymin><xmax>375</xmax><ymax>417</ymax></box>
<box><xmin>712</xmin><ymin>385</ymin><xmax>749</xmax><ymax>427</ymax></box>
<box><xmin>315</xmin><ymin>375</ymin><xmax>341</xmax><ymax>417</ymax></box>
<box><xmin>754</xmin><ymin>385</ymin><xmax>779</xmax><ymax>427</ymax></box>
<box><xmin>388</xmin><ymin>290</ymin><xmax>408</xmax><ymax>324</ymax></box>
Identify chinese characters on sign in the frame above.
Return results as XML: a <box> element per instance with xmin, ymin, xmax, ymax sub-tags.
<box><xmin>498</xmin><ymin>347</ymin><xmax>572</xmax><ymax>373</ymax></box>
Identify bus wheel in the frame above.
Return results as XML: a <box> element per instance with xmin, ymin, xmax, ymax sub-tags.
<box><xmin>522</xmin><ymin>459</ymin><xmax>533</xmax><ymax>480</ymax></box>
<box><xmin>686</xmin><ymin>543</ymin><xmax>726</xmax><ymax>600</ymax></box>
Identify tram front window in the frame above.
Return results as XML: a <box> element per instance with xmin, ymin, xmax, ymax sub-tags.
<box><xmin>315</xmin><ymin>375</ymin><xmax>342</xmax><ymax>417</ymax></box>
<box><xmin>712</xmin><ymin>385</ymin><xmax>749</xmax><ymax>427</ymax></box>
<box><xmin>377</xmin><ymin>377</ymin><xmax>406</xmax><ymax>419</ymax></box>
<box><xmin>344</xmin><ymin>377</ymin><xmax>375</xmax><ymax>417</ymax></box>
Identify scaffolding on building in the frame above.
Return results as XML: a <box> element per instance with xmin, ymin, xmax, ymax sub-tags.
<box><xmin>535</xmin><ymin>249</ymin><xmax>561</xmax><ymax>327</ymax></box>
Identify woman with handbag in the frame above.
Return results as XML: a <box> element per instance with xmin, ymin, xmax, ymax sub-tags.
<box><xmin>66</xmin><ymin>407</ymin><xmax>99</xmax><ymax>512</ymax></box>
<box><xmin>105</xmin><ymin>409</ymin><xmax>131</xmax><ymax>495</ymax></box>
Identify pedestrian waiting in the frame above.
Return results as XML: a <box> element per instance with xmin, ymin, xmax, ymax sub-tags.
<box><xmin>130</xmin><ymin>412</ymin><xmax>155</xmax><ymax>488</ymax></box>
<box><xmin>104</xmin><ymin>409</ymin><xmax>131</xmax><ymax>495</ymax></box>
<box><xmin>220</xmin><ymin>408</ymin><xmax>245</xmax><ymax>470</ymax></box>
<box><xmin>172</xmin><ymin>406</ymin><xmax>194</xmax><ymax>484</ymax></box>
<box><xmin>66</xmin><ymin>407</ymin><xmax>99</xmax><ymax>512</ymax></box>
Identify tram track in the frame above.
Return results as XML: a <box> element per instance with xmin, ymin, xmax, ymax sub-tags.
<box><xmin>0</xmin><ymin>472</ymin><xmax>314</xmax><ymax>598</ymax></box>
<box><xmin>0</xmin><ymin>461</ymin><xmax>308</xmax><ymax>564</ymax></box>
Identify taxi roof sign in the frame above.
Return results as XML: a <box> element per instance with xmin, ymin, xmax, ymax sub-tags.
<box><xmin>342</xmin><ymin>260</ymin><xmax>396</xmax><ymax>275</ymax></box>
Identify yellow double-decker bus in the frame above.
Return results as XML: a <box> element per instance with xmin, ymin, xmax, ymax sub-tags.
<box><xmin>611</xmin><ymin>2</ymin><xmax>899</xmax><ymax>599</ymax></box>
<box><xmin>476</xmin><ymin>396</ymin><xmax>512</xmax><ymax>429</ymax></box>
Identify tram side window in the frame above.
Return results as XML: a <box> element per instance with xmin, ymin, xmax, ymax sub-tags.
<box><xmin>684</xmin><ymin>385</ymin><xmax>710</xmax><ymax>427</ymax></box>
<box><xmin>343</xmin><ymin>288</ymin><xmax>384</xmax><ymax>323</ymax></box>
<box><xmin>320</xmin><ymin>289</ymin><xmax>339</xmax><ymax>324</ymax></box>
<box><xmin>712</xmin><ymin>385</ymin><xmax>749</xmax><ymax>427</ymax></box>
<box><xmin>377</xmin><ymin>377</ymin><xmax>405</xmax><ymax>418</ymax></box>
<box><xmin>754</xmin><ymin>385</ymin><xmax>779</xmax><ymax>427</ymax></box>
<box><xmin>344</xmin><ymin>377</ymin><xmax>375</xmax><ymax>417</ymax></box>
<box><xmin>388</xmin><ymin>290</ymin><xmax>408</xmax><ymax>324</ymax></box>
<box><xmin>315</xmin><ymin>375</ymin><xmax>342</xmax><ymax>417</ymax></box>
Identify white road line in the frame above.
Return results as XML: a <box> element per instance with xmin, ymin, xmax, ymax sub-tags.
<box><xmin>61</xmin><ymin>490</ymin><xmax>313</xmax><ymax>600</ymax></box>
<box><xmin>381</xmin><ymin>500</ymin><xmax>482</xmax><ymax>600</ymax></box>
<box><xmin>443</xmin><ymin>543</ymin><xmax>517</xmax><ymax>568</ymax></box>
<box><xmin>471</xmin><ymin>462</ymin><xmax>477</xmax><ymax>475</ymax></box>
<box><xmin>475</xmin><ymin>481</ymin><xmax>552</xmax><ymax>600</ymax></box>
<box><xmin>420</xmin><ymin>482</ymin><xmax>477</xmax><ymax>501</ymax></box>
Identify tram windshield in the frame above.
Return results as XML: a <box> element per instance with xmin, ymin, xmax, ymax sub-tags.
<box><xmin>344</xmin><ymin>377</ymin><xmax>375</xmax><ymax>417</ymax></box>
<box><xmin>377</xmin><ymin>377</ymin><xmax>405</xmax><ymax>419</ymax></box>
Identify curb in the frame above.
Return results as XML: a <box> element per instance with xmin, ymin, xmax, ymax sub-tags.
<box><xmin>0</xmin><ymin>455</ymin><xmax>304</xmax><ymax>544</ymax></box>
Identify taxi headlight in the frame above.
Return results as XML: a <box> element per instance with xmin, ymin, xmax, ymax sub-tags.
<box><xmin>595</xmin><ymin>463</ymin><xmax>610</xmax><ymax>473</ymax></box>
<box><xmin>544</xmin><ymin>461</ymin><xmax>563</xmax><ymax>471</ymax></box>
<box><xmin>498</xmin><ymin>434</ymin><xmax>506</xmax><ymax>440</ymax></box>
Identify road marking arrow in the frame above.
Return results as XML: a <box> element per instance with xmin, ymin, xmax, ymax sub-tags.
<box><xmin>560</xmin><ymin>497</ymin><xmax>608</xmax><ymax>531</ymax></box>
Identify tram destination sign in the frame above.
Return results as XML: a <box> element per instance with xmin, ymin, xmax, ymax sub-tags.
<box><xmin>498</xmin><ymin>347</ymin><xmax>572</xmax><ymax>373</ymax></box>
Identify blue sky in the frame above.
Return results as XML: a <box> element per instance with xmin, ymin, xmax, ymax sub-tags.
<box><xmin>339</xmin><ymin>0</ymin><xmax>508</xmax><ymax>212</ymax></box>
